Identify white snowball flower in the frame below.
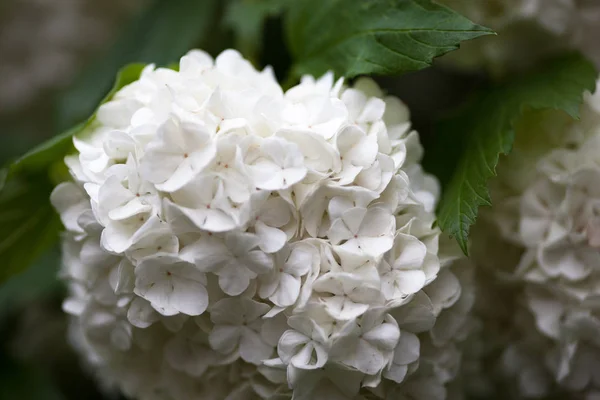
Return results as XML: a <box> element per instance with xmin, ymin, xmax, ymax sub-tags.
<box><xmin>312</xmin><ymin>272</ymin><xmax>383</xmax><ymax>320</ymax></box>
<box><xmin>276</xmin><ymin>313</ymin><xmax>330</xmax><ymax>370</ymax></box>
<box><xmin>379</xmin><ymin>233</ymin><xmax>430</xmax><ymax>301</ymax></box>
<box><xmin>259</xmin><ymin>242</ymin><xmax>317</xmax><ymax>307</ymax></box>
<box><xmin>208</xmin><ymin>297</ymin><xmax>273</xmax><ymax>365</ymax></box>
<box><xmin>183</xmin><ymin>232</ymin><xmax>273</xmax><ymax>296</ymax></box>
<box><xmin>328</xmin><ymin>206</ymin><xmax>395</xmax><ymax>259</ymax></box>
<box><xmin>53</xmin><ymin>49</ymin><xmax>455</xmax><ymax>400</ymax></box>
<box><xmin>334</xmin><ymin>125</ymin><xmax>379</xmax><ymax>185</ymax></box>
<box><xmin>134</xmin><ymin>255</ymin><xmax>208</xmax><ymax>316</ymax></box>
<box><xmin>252</xmin><ymin>194</ymin><xmax>296</xmax><ymax>254</ymax></box>
<box><xmin>166</xmin><ymin>175</ymin><xmax>241</xmax><ymax>232</ymax></box>
<box><xmin>385</xmin><ymin>329</ymin><xmax>420</xmax><ymax>384</ymax></box>
<box><xmin>330</xmin><ymin>310</ymin><xmax>400</xmax><ymax>375</ymax></box>
<box><xmin>88</xmin><ymin>155</ymin><xmax>161</xmax><ymax>254</ymax></box>
<box><xmin>140</xmin><ymin>116</ymin><xmax>217</xmax><ymax>192</ymax></box>
<box><xmin>472</xmin><ymin>78</ymin><xmax>600</xmax><ymax>398</ymax></box>
<box><xmin>248</xmin><ymin>137</ymin><xmax>307</xmax><ymax>190</ymax></box>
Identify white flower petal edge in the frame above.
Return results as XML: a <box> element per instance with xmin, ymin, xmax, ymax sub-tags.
<box><xmin>53</xmin><ymin>49</ymin><xmax>460</xmax><ymax>400</ymax></box>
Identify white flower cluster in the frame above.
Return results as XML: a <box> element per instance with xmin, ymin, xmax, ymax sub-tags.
<box><xmin>477</xmin><ymin>78</ymin><xmax>600</xmax><ymax>398</ymax></box>
<box><xmin>439</xmin><ymin>0</ymin><xmax>600</xmax><ymax>73</ymax></box>
<box><xmin>52</xmin><ymin>49</ymin><xmax>467</xmax><ymax>399</ymax></box>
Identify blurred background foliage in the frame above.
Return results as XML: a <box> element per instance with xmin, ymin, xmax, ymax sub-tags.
<box><xmin>0</xmin><ymin>0</ymin><xmax>486</xmax><ymax>398</ymax></box>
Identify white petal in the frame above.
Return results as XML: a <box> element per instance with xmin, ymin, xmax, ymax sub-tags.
<box><xmin>350</xmin><ymin>339</ymin><xmax>385</xmax><ymax>374</ymax></box>
<box><xmin>108</xmin><ymin>198</ymin><xmax>151</xmax><ymax>220</ymax></box>
<box><xmin>245</xmin><ymin>250</ymin><xmax>274</xmax><ymax>275</ymax></box>
<box><xmin>259</xmin><ymin>196</ymin><xmax>292</xmax><ymax>227</ymax></box>
<box><xmin>239</xmin><ymin>299</ymin><xmax>269</xmax><ymax>324</ymax></box>
<box><xmin>255</xmin><ymin>221</ymin><xmax>287</xmax><ymax>253</ymax></box>
<box><xmin>356</xmin><ymin>236</ymin><xmax>394</xmax><ymax>258</ymax></box>
<box><xmin>322</xmin><ymin>296</ymin><xmax>369</xmax><ymax>320</ymax></box>
<box><xmin>393</xmin><ymin>331</ymin><xmax>420</xmax><ymax>365</ymax></box>
<box><xmin>389</xmin><ymin>292</ymin><xmax>435</xmax><ymax>332</ymax></box>
<box><xmin>392</xmin><ymin>233</ymin><xmax>427</xmax><ymax>269</ymax></box>
<box><xmin>258</xmin><ymin>269</ymin><xmax>280</xmax><ymax>300</ymax></box>
<box><xmin>127</xmin><ymin>297</ymin><xmax>159</xmax><ymax>328</ymax></box>
<box><xmin>170</xmin><ymin>276</ymin><xmax>209</xmax><ymax>316</ymax></box>
<box><xmin>239</xmin><ymin>328</ymin><xmax>273</xmax><ymax>365</ymax></box>
<box><xmin>156</xmin><ymin>146</ymin><xmax>217</xmax><ymax>192</ymax></box>
<box><xmin>113</xmin><ymin>259</ymin><xmax>135</xmax><ymax>294</ymax></box>
<box><xmin>278</xmin><ymin>330</ymin><xmax>309</xmax><ymax>364</ymax></box>
<box><xmin>363</xmin><ymin>322</ymin><xmax>400</xmax><ymax>350</ymax></box>
<box><xmin>210</xmin><ymin>298</ymin><xmax>244</xmax><ymax>325</ymax></box>
<box><xmin>285</xmin><ymin>243</ymin><xmax>316</xmax><ymax>276</ymax></box>
<box><xmin>384</xmin><ymin>364</ymin><xmax>408</xmax><ymax>384</ymax></box>
<box><xmin>425</xmin><ymin>269</ymin><xmax>461</xmax><ymax>314</ymax></box>
<box><xmin>341</xmin><ymin>207</ymin><xmax>367</xmax><ymax>235</ymax></box>
<box><xmin>358</xmin><ymin>97</ymin><xmax>385</xmax><ymax>123</ymax></box>
<box><xmin>181</xmin><ymin>236</ymin><xmax>231</xmax><ymax>271</ymax></box>
<box><xmin>226</xmin><ymin>231</ymin><xmax>261</xmax><ymax>254</ymax></box>
<box><xmin>217</xmin><ymin>264</ymin><xmax>255</xmax><ymax>296</ymax></box>
<box><xmin>260</xmin><ymin>313</ymin><xmax>289</xmax><ymax>347</ymax></box>
<box><xmin>360</xmin><ymin>207</ymin><xmax>394</xmax><ymax>236</ymax></box>
<box><xmin>328</xmin><ymin>218</ymin><xmax>354</xmax><ymax>244</ymax></box>
<box><xmin>270</xmin><ymin>274</ymin><xmax>301</xmax><ymax>307</ymax></box>
<box><xmin>209</xmin><ymin>325</ymin><xmax>241</xmax><ymax>354</ymax></box>
<box><xmin>291</xmin><ymin>342</ymin><xmax>328</xmax><ymax>370</ymax></box>
<box><xmin>50</xmin><ymin>182</ymin><xmax>88</xmax><ymax>233</ymax></box>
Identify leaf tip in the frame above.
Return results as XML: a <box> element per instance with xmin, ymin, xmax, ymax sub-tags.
<box><xmin>457</xmin><ymin>236</ymin><xmax>470</xmax><ymax>257</ymax></box>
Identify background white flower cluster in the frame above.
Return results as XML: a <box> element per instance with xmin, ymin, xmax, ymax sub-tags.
<box><xmin>439</xmin><ymin>0</ymin><xmax>600</xmax><ymax>73</ymax></box>
<box><xmin>466</xmin><ymin>78</ymin><xmax>600</xmax><ymax>399</ymax></box>
<box><xmin>51</xmin><ymin>49</ymin><xmax>471</xmax><ymax>399</ymax></box>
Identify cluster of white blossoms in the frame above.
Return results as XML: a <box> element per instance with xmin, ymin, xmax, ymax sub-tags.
<box><xmin>51</xmin><ymin>49</ymin><xmax>471</xmax><ymax>399</ymax></box>
<box><xmin>474</xmin><ymin>78</ymin><xmax>600</xmax><ymax>399</ymax></box>
<box><xmin>439</xmin><ymin>0</ymin><xmax>600</xmax><ymax>73</ymax></box>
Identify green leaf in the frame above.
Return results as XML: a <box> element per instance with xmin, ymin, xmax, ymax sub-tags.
<box><xmin>428</xmin><ymin>53</ymin><xmax>597</xmax><ymax>255</ymax></box>
<box><xmin>224</xmin><ymin>0</ymin><xmax>291</xmax><ymax>64</ymax></box>
<box><xmin>0</xmin><ymin>64</ymin><xmax>145</xmax><ymax>284</ymax></box>
<box><xmin>0</xmin><ymin>175</ymin><xmax>61</xmax><ymax>283</ymax></box>
<box><xmin>58</xmin><ymin>0</ymin><xmax>221</xmax><ymax>130</ymax></box>
<box><xmin>285</xmin><ymin>0</ymin><xmax>493</xmax><ymax>79</ymax></box>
